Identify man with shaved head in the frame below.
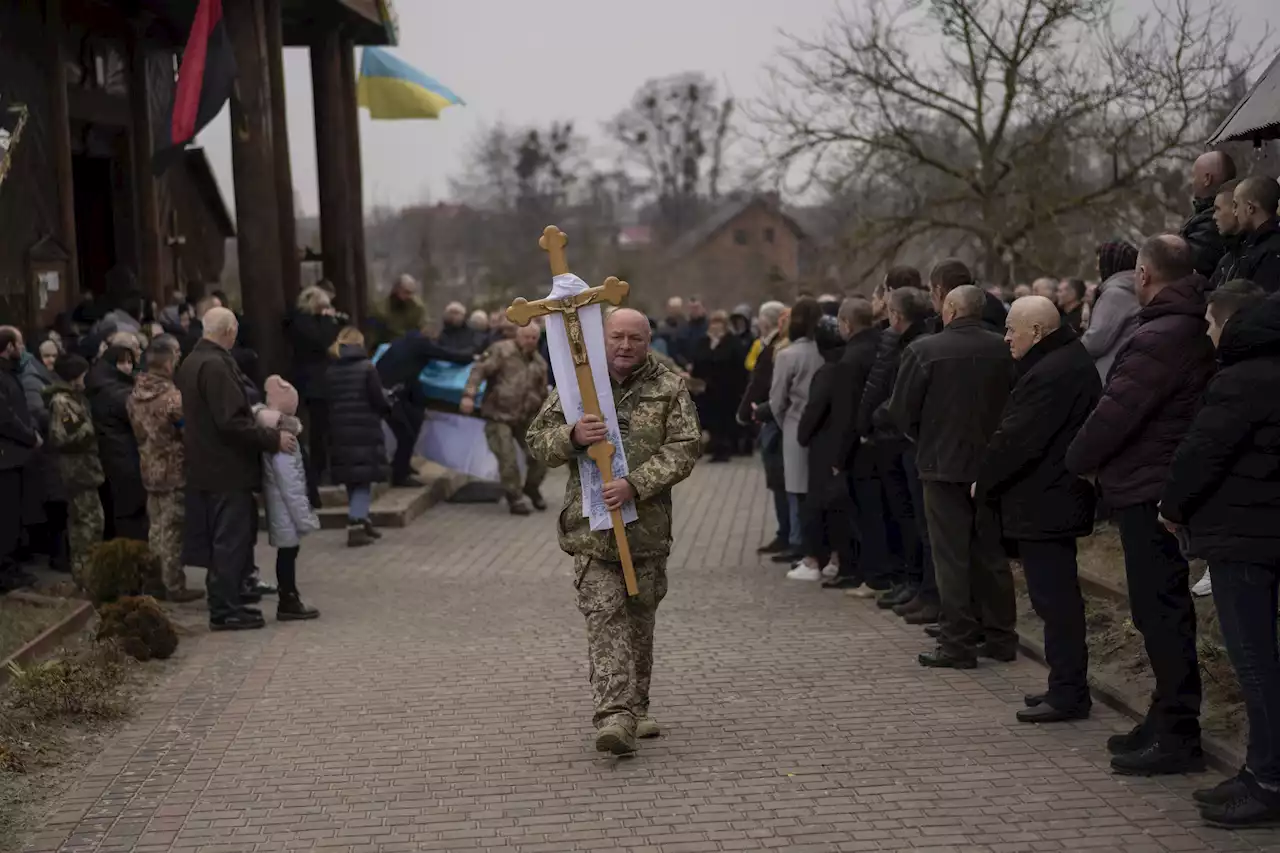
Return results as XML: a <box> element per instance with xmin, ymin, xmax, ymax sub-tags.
<box><xmin>177</xmin><ymin>307</ymin><xmax>293</xmax><ymax>631</ymax></box>
<box><xmin>889</xmin><ymin>285</ymin><xmax>1017</xmax><ymax>668</ymax></box>
<box><xmin>1181</xmin><ymin>150</ymin><xmax>1238</xmax><ymax>277</ymax></box>
<box><xmin>527</xmin><ymin>306</ymin><xmax>701</xmax><ymax>756</ymax></box>
<box><xmin>1068</xmin><ymin>233</ymin><xmax>1217</xmax><ymax>776</ymax></box>
<box><xmin>1229</xmin><ymin>175</ymin><xmax>1280</xmax><ymax>293</ymax></box>
<box><xmin>976</xmin><ymin>296</ymin><xmax>1102</xmax><ymax>723</ymax></box>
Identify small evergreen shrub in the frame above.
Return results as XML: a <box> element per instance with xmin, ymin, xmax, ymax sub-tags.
<box><xmin>96</xmin><ymin>596</ymin><xmax>178</xmax><ymax>661</ymax></box>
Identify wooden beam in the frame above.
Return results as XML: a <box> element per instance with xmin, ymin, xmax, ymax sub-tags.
<box><xmin>45</xmin><ymin>0</ymin><xmax>79</xmax><ymax>305</ymax></box>
<box><xmin>224</xmin><ymin>0</ymin><xmax>289</xmax><ymax>379</ymax></box>
<box><xmin>338</xmin><ymin>38</ymin><xmax>368</xmax><ymax>326</ymax></box>
<box><xmin>128</xmin><ymin>25</ymin><xmax>164</xmax><ymax>307</ymax></box>
<box><xmin>263</xmin><ymin>0</ymin><xmax>301</xmax><ymax>311</ymax></box>
<box><xmin>310</xmin><ymin>30</ymin><xmax>355</xmax><ymax>317</ymax></box>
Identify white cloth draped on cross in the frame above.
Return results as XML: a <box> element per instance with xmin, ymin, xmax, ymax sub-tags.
<box><xmin>543</xmin><ymin>273</ymin><xmax>638</xmax><ymax>532</ymax></box>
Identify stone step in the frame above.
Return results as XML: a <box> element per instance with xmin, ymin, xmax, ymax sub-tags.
<box><xmin>260</xmin><ymin>461</ymin><xmax>471</xmax><ymax>530</ymax></box>
<box><xmin>316</xmin><ymin>482</ymin><xmax>389</xmax><ymax>508</ymax></box>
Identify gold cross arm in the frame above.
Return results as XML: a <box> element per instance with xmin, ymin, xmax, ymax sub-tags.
<box><xmin>506</xmin><ymin>276</ymin><xmax>630</xmax><ymax>327</ymax></box>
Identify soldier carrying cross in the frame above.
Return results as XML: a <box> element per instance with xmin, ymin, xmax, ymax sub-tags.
<box><xmin>521</xmin><ymin>226</ymin><xmax>702</xmax><ymax>756</ymax></box>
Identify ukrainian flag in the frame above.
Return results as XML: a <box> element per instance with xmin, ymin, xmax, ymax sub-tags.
<box><xmin>357</xmin><ymin>48</ymin><xmax>465</xmax><ymax>120</ymax></box>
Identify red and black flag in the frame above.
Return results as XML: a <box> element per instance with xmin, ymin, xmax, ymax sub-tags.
<box><xmin>153</xmin><ymin>0</ymin><xmax>235</xmax><ymax>175</ymax></box>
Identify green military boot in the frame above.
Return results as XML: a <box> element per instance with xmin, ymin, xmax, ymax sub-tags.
<box><xmin>635</xmin><ymin>716</ymin><xmax>661</xmax><ymax>739</ymax></box>
<box><xmin>594</xmin><ymin>723</ymin><xmax>636</xmax><ymax>755</ymax></box>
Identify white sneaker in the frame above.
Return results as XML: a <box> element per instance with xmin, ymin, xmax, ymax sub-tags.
<box><xmin>821</xmin><ymin>562</ymin><xmax>839</xmax><ymax>580</ymax></box>
<box><xmin>1191</xmin><ymin>569</ymin><xmax>1212</xmax><ymax>598</ymax></box>
<box><xmin>786</xmin><ymin>564</ymin><xmax>822</xmax><ymax>581</ymax></box>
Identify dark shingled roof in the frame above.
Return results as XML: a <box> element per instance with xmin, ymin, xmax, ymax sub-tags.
<box><xmin>664</xmin><ymin>195</ymin><xmax>806</xmax><ymax>263</ymax></box>
<box><xmin>1208</xmin><ymin>51</ymin><xmax>1280</xmax><ymax>145</ymax></box>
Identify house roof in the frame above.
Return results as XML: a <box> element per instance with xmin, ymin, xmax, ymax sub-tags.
<box><xmin>1208</xmin><ymin>50</ymin><xmax>1280</xmax><ymax>145</ymax></box>
<box><xmin>184</xmin><ymin>147</ymin><xmax>235</xmax><ymax>238</ymax></box>
<box><xmin>664</xmin><ymin>195</ymin><xmax>805</xmax><ymax>263</ymax></box>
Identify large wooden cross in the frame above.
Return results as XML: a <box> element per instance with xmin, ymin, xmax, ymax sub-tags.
<box><xmin>507</xmin><ymin>225</ymin><xmax>638</xmax><ymax>596</ymax></box>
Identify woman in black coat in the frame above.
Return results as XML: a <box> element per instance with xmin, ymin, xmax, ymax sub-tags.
<box><xmin>85</xmin><ymin>345</ymin><xmax>147</xmax><ymax>541</ymax></box>
<box><xmin>286</xmin><ymin>286</ymin><xmax>345</xmax><ymax>489</ymax></box>
<box><xmin>690</xmin><ymin>311</ymin><xmax>747</xmax><ymax>462</ymax></box>
<box><xmin>325</xmin><ymin>328</ymin><xmax>391</xmax><ymax>547</ymax></box>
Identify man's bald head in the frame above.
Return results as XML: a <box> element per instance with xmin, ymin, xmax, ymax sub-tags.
<box><xmin>202</xmin><ymin>306</ymin><xmax>239</xmax><ymax>349</ymax></box>
<box><xmin>1135</xmin><ymin>234</ymin><xmax>1194</xmax><ymax>307</ymax></box>
<box><xmin>1004</xmin><ymin>295</ymin><xmax>1060</xmax><ymax>360</ymax></box>
<box><xmin>942</xmin><ymin>285</ymin><xmax>985</xmax><ymax>326</ymax></box>
<box><xmin>604</xmin><ymin>308</ymin><xmax>651</xmax><ymax>379</ymax></box>
<box><xmin>1192</xmin><ymin>150</ymin><xmax>1237</xmax><ymax>199</ymax></box>
<box><xmin>1233</xmin><ymin>176</ymin><xmax>1280</xmax><ymax>232</ymax></box>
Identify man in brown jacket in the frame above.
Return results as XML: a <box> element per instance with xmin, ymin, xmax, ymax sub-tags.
<box><xmin>128</xmin><ymin>335</ymin><xmax>202</xmax><ymax>602</ymax></box>
<box><xmin>461</xmin><ymin>323</ymin><xmax>549</xmax><ymax>515</ymax></box>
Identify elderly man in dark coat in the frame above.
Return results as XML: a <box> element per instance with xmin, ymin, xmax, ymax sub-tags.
<box><xmin>1180</xmin><ymin>151</ymin><xmax>1236</xmax><ymax>278</ymax></box>
<box><xmin>890</xmin><ymin>283</ymin><xmax>1016</xmax><ymax>669</ymax></box>
<box><xmin>0</xmin><ymin>327</ymin><xmax>43</xmax><ymax>592</ymax></box>
<box><xmin>976</xmin><ymin>297</ymin><xmax>1101</xmax><ymax>724</ymax></box>
<box><xmin>177</xmin><ymin>308</ymin><xmax>289</xmax><ymax>631</ymax></box>
<box><xmin>1161</xmin><ymin>289</ymin><xmax>1280</xmax><ymax>828</ymax></box>
<box><xmin>738</xmin><ymin>301</ymin><xmax>790</xmax><ymax>553</ymax></box>
<box><xmin>1067</xmin><ymin>234</ymin><xmax>1217</xmax><ymax>776</ymax></box>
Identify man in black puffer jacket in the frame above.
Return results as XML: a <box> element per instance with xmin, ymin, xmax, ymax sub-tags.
<box><xmin>1227</xmin><ymin>177</ymin><xmax>1280</xmax><ymax>294</ymax></box>
<box><xmin>859</xmin><ymin>286</ymin><xmax>935</xmax><ymax>610</ymax></box>
<box><xmin>1179</xmin><ymin>151</ymin><xmax>1236</xmax><ymax>278</ymax></box>
<box><xmin>1067</xmin><ymin>235</ymin><xmax>1217</xmax><ymax>777</ymax></box>
<box><xmin>976</xmin><ymin>297</ymin><xmax>1101</xmax><ymax>725</ymax></box>
<box><xmin>1161</xmin><ymin>289</ymin><xmax>1280</xmax><ymax>829</ymax></box>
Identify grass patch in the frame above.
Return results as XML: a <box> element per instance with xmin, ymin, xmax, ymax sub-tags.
<box><xmin>0</xmin><ymin>599</ymin><xmax>79</xmax><ymax>661</ymax></box>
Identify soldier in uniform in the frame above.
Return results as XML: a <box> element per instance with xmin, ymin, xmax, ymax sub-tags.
<box><xmin>527</xmin><ymin>308</ymin><xmax>701</xmax><ymax>755</ymax></box>
<box><xmin>128</xmin><ymin>335</ymin><xmax>203</xmax><ymax>602</ymax></box>
<box><xmin>461</xmin><ymin>323</ymin><xmax>550</xmax><ymax>515</ymax></box>
<box><xmin>44</xmin><ymin>355</ymin><xmax>105</xmax><ymax>584</ymax></box>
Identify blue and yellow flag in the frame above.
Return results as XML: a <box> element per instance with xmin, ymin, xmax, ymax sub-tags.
<box><xmin>357</xmin><ymin>47</ymin><xmax>464</xmax><ymax>120</ymax></box>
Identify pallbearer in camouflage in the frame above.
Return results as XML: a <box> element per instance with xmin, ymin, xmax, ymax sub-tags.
<box><xmin>524</xmin><ymin>234</ymin><xmax>701</xmax><ymax>755</ymax></box>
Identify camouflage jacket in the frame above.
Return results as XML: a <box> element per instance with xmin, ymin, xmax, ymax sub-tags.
<box><xmin>464</xmin><ymin>339</ymin><xmax>548</xmax><ymax>425</ymax></box>
<box><xmin>44</xmin><ymin>384</ymin><xmax>105</xmax><ymax>492</ymax></box>
<box><xmin>127</xmin><ymin>372</ymin><xmax>184</xmax><ymax>492</ymax></box>
<box><xmin>526</xmin><ymin>353</ymin><xmax>701</xmax><ymax>560</ymax></box>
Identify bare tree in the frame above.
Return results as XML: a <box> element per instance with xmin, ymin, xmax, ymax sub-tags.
<box><xmin>610</xmin><ymin>72</ymin><xmax>734</xmax><ymax>238</ymax></box>
<box><xmin>755</xmin><ymin>0</ymin><xmax>1265</xmax><ymax>285</ymax></box>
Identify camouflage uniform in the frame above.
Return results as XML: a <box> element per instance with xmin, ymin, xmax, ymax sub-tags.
<box><xmin>527</xmin><ymin>353</ymin><xmax>701</xmax><ymax>732</ymax></box>
<box><xmin>464</xmin><ymin>339</ymin><xmax>550</xmax><ymax>505</ymax></box>
<box><xmin>127</xmin><ymin>372</ymin><xmax>190</xmax><ymax>594</ymax></box>
<box><xmin>44</xmin><ymin>384</ymin><xmax>105</xmax><ymax>583</ymax></box>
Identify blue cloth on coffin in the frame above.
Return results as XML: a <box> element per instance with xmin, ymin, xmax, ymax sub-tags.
<box><xmin>373</xmin><ymin>344</ymin><xmax>485</xmax><ymax>406</ymax></box>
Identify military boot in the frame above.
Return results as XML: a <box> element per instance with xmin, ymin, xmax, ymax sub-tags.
<box><xmin>635</xmin><ymin>716</ymin><xmax>661</xmax><ymax>739</ymax></box>
<box><xmin>524</xmin><ymin>487</ymin><xmax>547</xmax><ymax>511</ymax></box>
<box><xmin>594</xmin><ymin>723</ymin><xmax>637</xmax><ymax>755</ymax></box>
<box><xmin>508</xmin><ymin>497</ymin><xmax>532</xmax><ymax>516</ymax></box>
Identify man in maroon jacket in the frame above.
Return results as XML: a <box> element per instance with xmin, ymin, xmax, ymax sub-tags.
<box><xmin>1066</xmin><ymin>234</ymin><xmax>1216</xmax><ymax>776</ymax></box>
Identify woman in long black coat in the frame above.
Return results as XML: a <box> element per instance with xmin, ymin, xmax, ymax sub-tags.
<box><xmin>85</xmin><ymin>345</ymin><xmax>147</xmax><ymax>541</ymax></box>
<box><xmin>325</xmin><ymin>328</ymin><xmax>391</xmax><ymax>547</ymax></box>
<box><xmin>286</xmin><ymin>286</ymin><xmax>344</xmax><ymax>491</ymax></box>
<box><xmin>690</xmin><ymin>311</ymin><xmax>748</xmax><ymax>462</ymax></box>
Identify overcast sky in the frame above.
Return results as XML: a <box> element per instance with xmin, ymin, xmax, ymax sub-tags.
<box><xmin>197</xmin><ymin>0</ymin><xmax>1275</xmax><ymax>218</ymax></box>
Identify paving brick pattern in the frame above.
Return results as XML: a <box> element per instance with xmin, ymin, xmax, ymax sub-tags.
<box><xmin>22</xmin><ymin>459</ymin><xmax>1280</xmax><ymax>852</ymax></box>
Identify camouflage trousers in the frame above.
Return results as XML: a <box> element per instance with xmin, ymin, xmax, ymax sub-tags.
<box><xmin>484</xmin><ymin>420</ymin><xmax>546</xmax><ymax>503</ymax></box>
<box><xmin>147</xmin><ymin>490</ymin><xmax>188</xmax><ymax>593</ymax></box>
<box><xmin>67</xmin><ymin>489</ymin><xmax>104</xmax><ymax>585</ymax></box>
<box><xmin>574</xmin><ymin>554</ymin><xmax>669</xmax><ymax>731</ymax></box>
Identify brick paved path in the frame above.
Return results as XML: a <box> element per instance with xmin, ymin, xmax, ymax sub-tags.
<box><xmin>23</xmin><ymin>460</ymin><xmax>1280</xmax><ymax>852</ymax></box>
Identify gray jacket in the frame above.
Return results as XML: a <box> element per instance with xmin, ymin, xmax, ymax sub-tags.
<box><xmin>768</xmin><ymin>337</ymin><xmax>824</xmax><ymax>494</ymax></box>
<box><xmin>258</xmin><ymin>412</ymin><xmax>319</xmax><ymax>548</ymax></box>
<box><xmin>19</xmin><ymin>356</ymin><xmax>54</xmax><ymax>431</ymax></box>
<box><xmin>1080</xmin><ymin>270</ymin><xmax>1139</xmax><ymax>384</ymax></box>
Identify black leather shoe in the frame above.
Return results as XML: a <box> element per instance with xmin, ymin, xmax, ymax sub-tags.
<box><xmin>822</xmin><ymin>574</ymin><xmax>863</xmax><ymax>590</ymax></box>
<box><xmin>878</xmin><ymin>584</ymin><xmax>917</xmax><ymax>609</ymax></box>
<box><xmin>756</xmin><ymin>538</ymin><xmax>787</xmax><ymax>554</ymax></box>
<box><xmin>1024</xmin><ymin>693</ymin><xmax>1046</xmax><ymax>708</ymax></box>
<box><xmin>210</xmin><ymin>611</ymin><xmax>266</xmax><ymax>631</ymax></box>
<box><xmin>979</xmin><ymin>644</ymin><xmax>1017</xmax><ymax>663</ymax></box>
<box><xmin>239</xmin><ymin>605</ymin><xmax>262</xmax><ymax>617</ymax></box>
<box><xmin>770</xmin><ymin>551</ymin><xmax>803</xmax><ymax>564</ymax></box>
<box><xmin>239</xmin><ymin>589</ymin><xmax>264</xmax><ymax>605</ymax></box>
<box><xmin>1016</xmin><ymin>703</ymin><xmax>1090</xmax><ymax>724</ymax></box>
<box><xmin>277</xmin><ymin>592</ymin><xmax>320</xmax><ymax>621</ymax></box>
<box><xmin>362</xmin><ymin>520</ymin><xmax>384</xmax><ymax>540</ymax></box>
<box><xmin>924</xmin><ymin>624</ymin><xmax>941</xmax><ymax>639</ymax></box>
<box><xmin>393</xmin><ymin>475</ymin><xmax>425</xmax><ymax>489</ymax></box>
<box><xmin>918</xmin><ymin>648</ymin><xmax>977</xmax><ymax>669</ymax></box>
<box><xmin>1195</xmin><ymin>772</ymin><xmax>1251</xmax><ymax>807</ymax></box>
<box><xmin>904</xmin><ymin>603</ymin><xmax>941</xmax><ymax>625</ymax></box>
<box><xmin>1107</xmin><ymin>721</ymin><xmax>1152</xmax><ymax>756</ymax></box>
<box><xmin>1110</xmin><ymin>742</ymin><xmax>1206</xmax><ymax>777</ymax></box>
<box><xmin>1200</xmin><ymin>788</ymin><xmax>1280</xmax><ymax>829</ymax></box>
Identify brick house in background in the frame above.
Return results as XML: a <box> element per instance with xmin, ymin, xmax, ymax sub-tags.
<box><xmin>660</xmin><ymin>194</ymin><xmax>806</xmax><ymax>309</ymax></box>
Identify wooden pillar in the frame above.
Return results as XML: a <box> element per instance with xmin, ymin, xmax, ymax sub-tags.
<box><xmin>224</xmin><ymin>0</ymin><xmax>289</xmax><ymax>378</ymax></box>
<box><xmin>310</xmin><ymin>31</ymin><xmax>355</xmax><ymax>317</ymax></box>
<box><xmin>338</xmin><ymin>39</ymin><xmax>368</xmax><ymax>327</ymax></box>
<box><xmin>45</xmin><ymin>0</ymin><xmax>79</xmax><ymax>305</ymax></box>
<box><xmin>263</xmin><ymin>0</ymin><xmax>301</xmax><ymax>310</ymax></box>
<box><xmin>128</xmin><ymin>24</ymin><xmax>164</xmax><ymax>307</ymax></box>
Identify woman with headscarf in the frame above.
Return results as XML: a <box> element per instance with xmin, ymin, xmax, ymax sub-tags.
<box><xmin>690</xmin><ymin>310</ymin><xmax>748</xmax><ymax>462</ymax></box>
